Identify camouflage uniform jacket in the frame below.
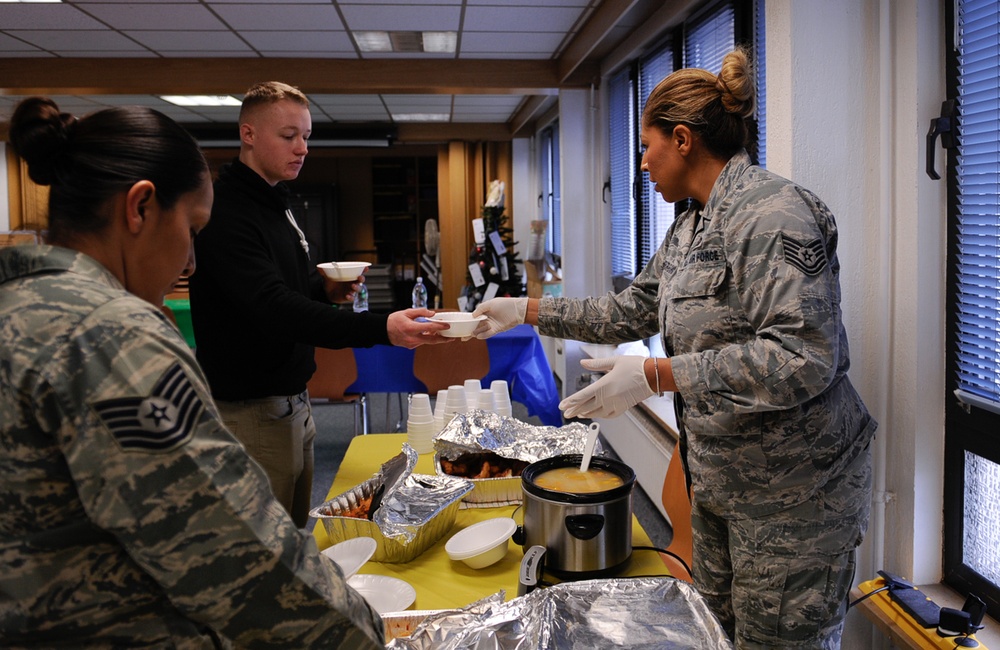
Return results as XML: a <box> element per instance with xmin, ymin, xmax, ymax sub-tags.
<box><xmin>0</xmin><ymin>246</ymin><xmax>384</xmax><ymax>649</ymax></box>
<box><xmin>538</xmin><ymin>151</ymin><xmax>876</xmax><ymax>517</ymax></box>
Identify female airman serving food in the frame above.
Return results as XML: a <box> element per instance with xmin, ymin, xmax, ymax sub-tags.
<box><xmin>474</xmin><ymin>47</ymin><xmax>876</xmax><ymax>649</ymax></box>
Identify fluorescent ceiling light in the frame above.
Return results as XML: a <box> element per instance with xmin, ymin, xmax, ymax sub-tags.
<box><xmin>392</xmin><ymin>113</ymin><xmax>449</xmax><ymax>122</ymax></box>
<box><xmin>160</xmin><ymin>95</ymin><xmax>242</xmax><ymax>107</ymax></box>
<box><xmin>422</xmin><ymin>32</ymin><xmax>457</xmax><ymax>53</ymax></box>
<box><xmin>355</xmin><ymin>31</ymin><xmax>392</xmax><ymax>53</ymax></box>
<box><xmin>355</xmin><ymin>30</ymin><xmax>457</xmax><ymax>54</ymax></box>
<box><xmin>0</xmin><ymin>1</ymin><xmax>63</xmax><ymax>3</ymax></box>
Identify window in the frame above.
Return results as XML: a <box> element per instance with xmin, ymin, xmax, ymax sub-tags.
<box><xmin>538</xmin><ymin>122</ymin><xmax>562</xmax><ymax>257</ymax></box>
<box><xmin>944</xmin><ymin>0</ymin><xmax>1000</xmax><ymax>615</ymax></box>
<box><xmin>606</xmin><ymin>0</ymin><xmax>756</xmax><ymax>278</ymax></box>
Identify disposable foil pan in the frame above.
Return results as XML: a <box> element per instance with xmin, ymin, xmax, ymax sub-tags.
<box><xmin>433</xmin><ymin>411</ymin><xmax>603</xmax><ymax>507</ymax></box>
<box><xmin>433</xmin><ymin>454</ymin><xmax>521</xmax><ymax>507</ymax></box>
<box><xmin>311</xmin><ymin>472</ymin><xmax>473</xmax><ymax>563</ymax></box>
<box><xmin>382</xmin><ymin>609</ymin><xmax>438</xmax><ymax>641</ymax></box>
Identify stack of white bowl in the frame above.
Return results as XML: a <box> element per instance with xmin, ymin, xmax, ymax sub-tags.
<box><xmin>491</xmin><ymin>380</ymin><xmax>512</xmax><ymax>417</ymax></box>
<box><xmin>406</xmin><ymin>393</ymin><xmax>436</xmax><ymax>454</ymax></box>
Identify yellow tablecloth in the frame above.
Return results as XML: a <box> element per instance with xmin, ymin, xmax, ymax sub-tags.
<box><xmin>312</xmin><ymin>433</ymin><xmax>671</xmax><ymax>612</ymax></box>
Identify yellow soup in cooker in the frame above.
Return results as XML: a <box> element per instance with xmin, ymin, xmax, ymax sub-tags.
<box><xmin>534</xmin><ymin>466</ymin><xmax>624</xmax><ymax>493</ymax></box>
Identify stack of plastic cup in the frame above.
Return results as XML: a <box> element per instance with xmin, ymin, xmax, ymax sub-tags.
<box><xmin>444</xmin><ymin>384</ymin><xmax>468</xmax><ymax>422</ymax></box>
<box><xmin>464</xmin><ymin>379</ymin><xmax>482</xmax><ymax>411</ymax></box>
<box><xmin>476</xmin><ymin>388</ymin><xmax>495</xmax><ymax>412</ymax></box>
<box><xmin>434</xmin><ymin>389</ymin><xmax>449</xmax><ymax>433</ymax></box>
<box><xmin>491</xmin><ymin>380</ymin><xmax>512</xmax><ymax>417</ymax></box>
<box><xmin>406</xmin><ymin>393</ymin><xmax>436</xmax><ymax>454</ymax></box>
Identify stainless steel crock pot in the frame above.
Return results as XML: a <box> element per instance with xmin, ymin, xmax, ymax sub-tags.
<box><xmin>515</xmin><ymin>454</ymin><xmax>636</xmax><ymax>578</ymax></box>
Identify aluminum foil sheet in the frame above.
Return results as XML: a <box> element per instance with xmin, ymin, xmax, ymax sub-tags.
<box><xmin>433</xmin><ymin>411</ymin><xmax>604</xmax><ymax>507</ymax></box>
<box><xmin>384</xmin><ymin>578</ymin><xmax>733</xmax><ymax>649</ymax></box>
<box><xmin>309</xmin><ymin>444</ymin><xmax>473</xmax><ymax>563</ymax></box>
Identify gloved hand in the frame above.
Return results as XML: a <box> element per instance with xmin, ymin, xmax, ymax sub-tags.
<box><xmin>472</xmin><ymin>297</ymin><xmax>527</xmax><ymax>339</ymax></box>
<box><xmin>559</xmin><ymin>356</ymin><xmax>655</xmax><ymax>419</ymax></box>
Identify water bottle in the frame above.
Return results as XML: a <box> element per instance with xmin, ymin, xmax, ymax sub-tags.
<box><xmin>411</xmin><ymin>276</ymin><xmax>428</xmax><ymax>309</ymax></box>
<box><xmin>353</xmin><ymin>281</ymin><xmax>369</xmax><ymax>313</ymax></box>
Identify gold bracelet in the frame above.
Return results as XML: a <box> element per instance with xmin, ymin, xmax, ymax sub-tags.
<box><xmin>653</xmin><ymin>357</ymin><xmax>662</xmax><ymax>396</ymax></box>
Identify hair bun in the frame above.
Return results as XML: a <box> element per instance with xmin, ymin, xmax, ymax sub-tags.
<box><xmin>9</xmin><ymin>97</ymin><xmax>77</xmax><ymax>186</ymax></box>
<box><xmin>716</xmin><ymin>47</ymin><xmax>755</xmax><ymax>118</ymax></box>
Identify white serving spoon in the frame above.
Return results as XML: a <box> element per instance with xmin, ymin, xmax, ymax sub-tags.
<box><xmin>579</xmin><ymin>422</ymin><xmax>600</xmax><ymax>472</ymax></box>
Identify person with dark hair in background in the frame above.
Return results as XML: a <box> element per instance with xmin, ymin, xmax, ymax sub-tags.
<box><xmin>0</xmin><ymin>97</ymin><xmax>384</xmax><ymax>648</ymax></box>
<box><xmin>473</xmin><ymin>48</ymin><xmax>875</xmax><ymax>649</ymax></box>
<box><xmin>190</xmin><ymin>81</ymin><xmax>449</xmax><ymax>528</ymax></box>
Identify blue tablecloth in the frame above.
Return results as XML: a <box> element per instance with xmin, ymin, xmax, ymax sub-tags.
<box><xmin>349</xmin><ymin>324</ymin><xmax>562</xmax><ymax>426</ymax></box>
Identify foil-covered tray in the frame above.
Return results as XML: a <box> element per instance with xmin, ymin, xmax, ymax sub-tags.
<box><xmin>385</xmin><ymin>579</ymin><xmax>733</xmax><ymax>649</ymax></box>
<box><xmin>310</xmin><ymin>446</ymin><xmax>473</xmax><ymax>563</ymax></box>
<box><xmin>382</xmin><ymin>609</ymin><xmax>438</xmax><ymax>641</ymax></box>
<box><xmin>433</xmin><ymin>411</ymin><xmax>603</xmax><ymax>507</ymax></box>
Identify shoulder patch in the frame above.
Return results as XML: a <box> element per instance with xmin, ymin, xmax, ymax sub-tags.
<box><xmin>779</xmin><ymin>234</ymin><xmax>828</xmax><ymax>276</ymax></box>
<box><xmin>92</xmin><ymin>363</ymin><xmax>203</xmax><ymax>453</ymax></box>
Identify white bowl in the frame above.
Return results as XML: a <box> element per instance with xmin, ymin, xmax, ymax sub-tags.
<box><xmin>318</xmin><ymin>261</ymin><xmax>371</xmax><ymax>282</ymax></box>
<box><xmin>429</xmin><ymin>312</ymin><xmax>487</xmax><ymax>338</ymax></box>
<box><xmin>321</xmin><ymin>537</ymin><xmax>377</xmax><ymax>578</ymax></box>
<box><xmin>445</xmin><ymin>517</ymin><xmax>516</xmax><ymax>569</ymax></box>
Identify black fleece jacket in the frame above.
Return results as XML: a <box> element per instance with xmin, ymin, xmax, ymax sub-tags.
<box><xmin>190</xmin><ymin>160</ymin><xmax>390</xmax><ymax>401</ymax></box>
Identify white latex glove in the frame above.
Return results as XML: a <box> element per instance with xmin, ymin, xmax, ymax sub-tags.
<box><xmin>559</xmin><ymin>356</ymin><xmax>655</xmax><ymax>419</ymax></box>
<box><xmin>472</xmin><ymin>297</ymin><xmax>527</xmax><ymax>339</ymax></box>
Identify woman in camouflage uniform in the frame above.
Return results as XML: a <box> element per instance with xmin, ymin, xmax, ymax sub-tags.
<box><xmin>0</xmin><ymin>98</ymin><xmax>383</xmax><ymax>648</ymax></box>
<box><xmin>474</xmin><ymin>48</ymin><xmax>875</xmax><ymax>649</ymax></box>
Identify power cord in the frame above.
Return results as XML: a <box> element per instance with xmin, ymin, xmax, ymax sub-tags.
<box><xmin>631</xmin><ymin>545</ymin><xmax>692</xmax><ymax>579</ymax></box>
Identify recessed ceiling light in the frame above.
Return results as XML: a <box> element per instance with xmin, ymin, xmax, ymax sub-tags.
<box><xmin>392</xmin><ymin>113</ymin><xmax>449</xmax><ymax>122</ymax></box>
<box><xmin>422</xmin><ymin>32</ymin><xmax>457</xmax><ymax>54</ymax></box>
<box><xmin>355</xmin><ymin>31</ymin><xmax>392</xmax><ymax>53</ymax></box>
<box><xmin>159</xmin><ymin>95</ymin><xmax>242</xmax><ymax>107</ymax></box>
<box><xmin>355</xmin><ymin>30</ymin><xmax>457</xmax><ymax>54</ymax></box>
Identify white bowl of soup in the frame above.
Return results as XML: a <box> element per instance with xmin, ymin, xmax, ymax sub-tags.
<box><xmin>429</xmin><ymin>312</ymin><xmax>487</xmax><ymax>338</ymax></box>
<box><xmin>318</xmin><ymin>261</ymin><xmax>371</xmax><ymax>282</ymax></box>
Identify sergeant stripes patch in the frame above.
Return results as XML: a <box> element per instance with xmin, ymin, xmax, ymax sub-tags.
<box><xmin>92</xmin><ymin>363</ymin><xmax>203</xmax><ymax>452</ymax></box>
<box><xmin>780</xmin><ymin>234</ymin><xmax>828</xmax><ymax>276</ymax></box>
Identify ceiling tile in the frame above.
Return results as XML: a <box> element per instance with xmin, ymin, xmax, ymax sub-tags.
<box><xmin>460</xmin><ymin>30</ymin><xmax>565</xmax><ymax>55</ymax></box>
<box><xmin>463</xmin><ymin>5</ymin><xmax>585</xmax><ymax>33</ymax></box>
<box><xmin>240</xmin><ymin>30</ymin><xmax>354</xmax><ymax>52</ymax></box>
<box><xmin>6</xmin><ymin>30</ymin><xmax>150</xmax><ymax>52</ymax></box>
<box><xmin>126</xmin><ymin>30</ymin><xmax>253</xmax><ymax>52</ymax></box>
<box><xmin>0</xmin><ymin>4</ymin><xmax>107</xmax><ymax>30</ymax></box>
<box><xmin>78</xmin><ymin>3</ymin><xmax>228</xmax><ymax>30</ymax></box>
<box><xmin>210</xmin><ymin>3</ymin><xmax>344</xmax><ymax>31</ymax></box>
<box><xmin>338</xmin><ymin>4</ymin><xmax>461</xmax><ymax>32</ymax></box>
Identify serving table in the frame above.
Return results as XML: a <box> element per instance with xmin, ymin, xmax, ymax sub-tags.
<box><xmin>312</xmin><ymin>433</ymin><xmax>671</xmax><ymax>613</ymax></box>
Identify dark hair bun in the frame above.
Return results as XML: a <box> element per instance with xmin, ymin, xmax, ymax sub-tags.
<box><xmin>9</xmin><ymin>97</ymin><xmax>77</xmax><ymax>186</ymax></box>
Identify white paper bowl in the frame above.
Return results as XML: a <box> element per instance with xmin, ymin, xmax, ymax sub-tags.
<box><xmin>430</xmin><ymin>313</ymin><xmax>487</xmax><ymax>338</ymax></box>
<box><xmin>318</xmin><ymin>261</ymin><xmax>371</xmax><ymax>282</ymax></box>
<box><xmin>321</xmin><ymin>537</ymin><xmax>377</xmax><ymax>579</ymax></box>
<box><xmin>445</xmin><ymin>517</ymin><xmax>516</xmax><ymax>569</ymax></box>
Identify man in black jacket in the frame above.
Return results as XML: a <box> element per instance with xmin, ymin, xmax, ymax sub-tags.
<box><xmin>190</xmin><ymin>81</ymin><xmax>448</xmax><ymax>527</ymax></box>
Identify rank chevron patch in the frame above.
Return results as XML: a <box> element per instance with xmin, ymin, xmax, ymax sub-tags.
<box><xmin>779</xmin><ymin>234</ymin><xmax>828</xmax><ymax>276</ymax></box>
<box><xmin>93</xmin><ymin>363</ymin><xmax>203</xmax><ymax>452</ymax></box>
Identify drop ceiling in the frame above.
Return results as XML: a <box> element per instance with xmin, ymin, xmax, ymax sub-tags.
<box><xmin>0</xmin><ymin>0</ymin><xmax>687</xmax><ymax>141</ymax></box>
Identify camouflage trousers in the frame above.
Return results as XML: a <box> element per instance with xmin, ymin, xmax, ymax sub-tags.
<box><xmin>691</xmin><ymin>446</ymin><xmax>871</xmax><ymax>649</ymax></box>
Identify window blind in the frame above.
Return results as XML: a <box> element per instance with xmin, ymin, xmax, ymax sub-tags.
<box><xmin>638</xmin><ymin>46</ymin><xmax>675</xmax><ymax>267</ymax></box>
<box><xmin>955</xmin><ymin>0</ymin><xmax>1000</xmax><ymax>409</ymax></box>
<box><xmin>609</xmin><ymin>67</ymin><xmax>635</xmax><ymax>277</ymax></box>
<box><xmin>754</xmin><ymin>0</ymin><xmax>766</xmax><ymax>167</ymax></box>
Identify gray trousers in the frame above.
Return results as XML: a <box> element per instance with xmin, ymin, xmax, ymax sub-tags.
<box><xmin>692</xmin><ymin>447</ymin><xmax>872</xmax><ymax>649</ymax></box>
<box><xmin>216</xmin><ymin>392</ymin><xmax>316</xmax><ymax>528</ymax></box>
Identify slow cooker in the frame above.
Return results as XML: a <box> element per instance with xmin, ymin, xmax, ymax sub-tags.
<box><xmin>514</xmin><ymin>454</ymin><xmax>636</xmax><ymax>580</ymax></box>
